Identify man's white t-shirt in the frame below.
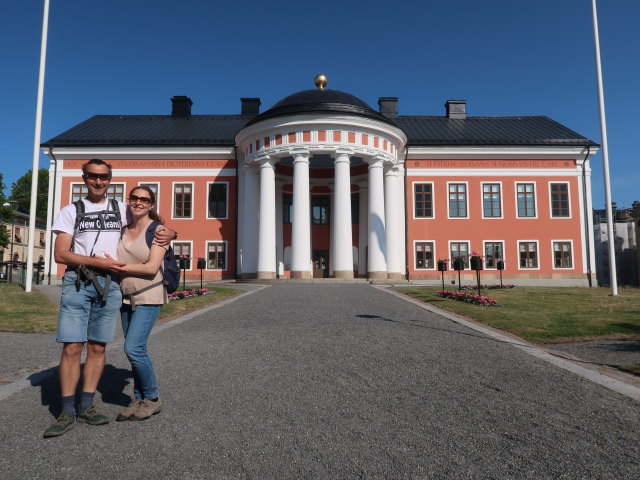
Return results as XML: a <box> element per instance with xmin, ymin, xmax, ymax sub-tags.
<box><xmin>52</xmin><ymin>198</ymin><xmax>129</xmax><ymax>260</ymax></box>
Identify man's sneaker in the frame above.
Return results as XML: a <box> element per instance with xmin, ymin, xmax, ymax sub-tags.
<box><xmin>76</xmin><ymin>404</ymin><xmax>109</xmax><ymax>425</ymax></box>
<box><xmin>131</xmin><ymin>398</ymin><xmax>162</xmax><ymax>421</ymax></box>
<box><xmin>116</xmin><ymin>399</ymin><xmax>142</xmax><ymax>422</ymax></box>
<box><xmin>43</xmin><ymin>412</ymin><xmax>76</xmax><ymax>438</ymax></box>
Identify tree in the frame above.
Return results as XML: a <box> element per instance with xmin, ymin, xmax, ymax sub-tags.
<box><xmin>0</xmin><ymin>174</ymin><xmax>10</xmax><ymax>249</ymax></box>
<box><xmin>9</xmin><ymin>169</ymin><xmax>49</xmax><ymax>220</ymax></box>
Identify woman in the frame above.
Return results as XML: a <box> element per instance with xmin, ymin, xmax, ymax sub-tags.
<box><xmin>115</xmin><ymin>186</ymin><xmax>168</xmax><ymax>421</ymax></box>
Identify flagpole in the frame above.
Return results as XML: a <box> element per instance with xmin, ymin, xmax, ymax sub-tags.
<box><xmin>25</xmin><ymin>0</ymin><xmax>50</xmax><ymax>293</ymax></box>
<box><xmin>591</xmin><ymin>0</ymin><xmax>618</xmax><ymax>296</ymax></box>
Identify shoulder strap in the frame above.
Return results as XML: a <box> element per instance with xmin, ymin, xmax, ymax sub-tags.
<box><xmin>145</xmin><ymin>221</ymin><xmax>160</xmax><ymax>248</ymax></box>
<box><xmin>110</xmin><ymin>198</ymin><xmax>122</xmax><ymax>224</ymax></box>
<box><xmin>70</xmin><ymin>200</ymin><xmax>85</xmax><ymax>253</ymax></box>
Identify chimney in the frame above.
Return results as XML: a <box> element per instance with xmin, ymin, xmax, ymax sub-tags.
<box><xmin>445</xmin><ymin>100</ymin><xmax>467</xmax><ymax>119</ymax></box>
<box><xmin>378</xmin><ymin>97</ymin><xmax>398</xmax><ymax>118</ymax></box>
<box><xmin>171</xmin><ymin>96</ymin><xmax>193</xmax><ymax>117</ymax></box>
<box><xmin>241</xmin><ymin>98</ymin><xmax>261</xmax><ymax>116</ymax></box>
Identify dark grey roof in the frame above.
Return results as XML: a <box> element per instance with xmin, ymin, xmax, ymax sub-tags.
<box><xmin>245</xmin><ymin>89</ymin><xmax>392</xmax><ymax>126</ymax></box>
<box><xmin>42</xmin><ymin>115</ymin><xmax>250</xmax><ymax>147</ymax></box>
<box><xmin>43</xmin><ymin>113</ymin><xmax>597</xmax><ymax>148</ymax></box>
<box><xmin>394</xmin><ymin>116</ymin><xmax>597</xmax><ymax>146</ymax></box>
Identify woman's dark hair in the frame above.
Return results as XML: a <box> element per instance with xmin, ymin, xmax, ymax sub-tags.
<box><xmin>128</xmin><ymin>185</ymin><xmax>163</xmax><ymax>223</ymax></box>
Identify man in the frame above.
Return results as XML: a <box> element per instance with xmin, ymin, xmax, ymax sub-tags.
<box><xmin>44</xmin><ymin>159</ymin><xmax>176</xmax><ymax>437</ymax></box>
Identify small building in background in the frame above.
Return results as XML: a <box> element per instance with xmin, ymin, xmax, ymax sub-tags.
<box><xmin>0</xmin><ymin>212</ymin><xmax>47</xmax><ymax>283</ymax></box>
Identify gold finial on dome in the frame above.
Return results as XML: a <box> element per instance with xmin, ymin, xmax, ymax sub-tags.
<box><xmin>314</xmin><ymin>74</ymin><xmax>328</xmax><ymax>90</ymax></box>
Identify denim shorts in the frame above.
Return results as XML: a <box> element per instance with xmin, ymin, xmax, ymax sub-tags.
<box><xmin>56</xmin><ymin>271</ymin><xmax>122</xmax><ymax>343</ymax></box>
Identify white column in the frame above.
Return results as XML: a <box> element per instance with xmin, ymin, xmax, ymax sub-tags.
<box><xmin>257</xmin><ymin>156</ymin><xmax>276</xmax><ymax>279</ymax></box>
<box><xmin>384</xmin><ymin>164</ymin><xmax>402</xmax><ymax>279</ymax></box>
<box><xmin>329</xmin><ymin>184</ymin><xmax>335</xmax><ymax>276</ymax></box>
<box><xmin>332</xmin><ymin>150</ymin><xmax>354</xmax><ymax>277</ymax></box>
<box><xmin>290</xmin><ymin>149</ymin><xmax>312</xmax><ymax>278</ymax></box>
<box><xmin>367</xmin><ymin>157</ymin><xmax>387</xmax><ymax>278</ymax></box>
<box><xmin>396</xmin><ymin>164</ymin><xmax>407</xmax><ymax>278</ymax></box>
<box><xmin>275</xmin><ymin>181</ymin><xmax>284</xmax><ymax>277</ymax></box>
<box><xmin>241</xmin><ymin>164</ymin><xmax>259</xmax><ymax>277</ymax></box>
<box><xmin>358</xmin><ymin>184</ymin><xmax>368</xmax><ymax>277</ymax></box>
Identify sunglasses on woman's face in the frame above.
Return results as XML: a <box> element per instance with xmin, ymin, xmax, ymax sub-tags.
<box><xmin>128</xmin><ymin>194</ymin><xmax>152</xmax><ymax>205</ymax></box>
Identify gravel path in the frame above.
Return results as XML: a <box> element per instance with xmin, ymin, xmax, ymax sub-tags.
<box><xmin>0</xmin><ymin>284</ymin><xmax>638</xmax><ymax>479</ymax></box>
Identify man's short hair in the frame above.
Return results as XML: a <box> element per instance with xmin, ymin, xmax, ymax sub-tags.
<box><xmin>82</xmin><ymin>159</ymin><xmax>112</xmax><ymax>176</ymax></box>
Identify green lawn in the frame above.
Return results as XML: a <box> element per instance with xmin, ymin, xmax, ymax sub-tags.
<box><xmin>0</xmin><ymin>284</ymin><xmax>241</xmax><ymax>333</ymax></box>
<box><xmin>399</xmin><ymin>286</ymin><xmax>640</xmax><ymax>344</ymax></box>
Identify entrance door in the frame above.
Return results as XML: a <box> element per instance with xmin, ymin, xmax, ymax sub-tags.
<box><xmin>313</xmin><ymin>250</ymin><xmax>329</xmax><ymax>278</ymax></box>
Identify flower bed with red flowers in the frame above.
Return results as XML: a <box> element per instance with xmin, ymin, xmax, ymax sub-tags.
<box><xmin>434</xmin><ymin>290</ymin><xmax>502</xmax><ymax>306</ymax></box>
<box><xmin>168</xmin><ymin>288</ymin><xmax>211</xmax><ymax>301</ymax></box>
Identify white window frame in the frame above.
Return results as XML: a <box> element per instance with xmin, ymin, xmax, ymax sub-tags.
<box><xmin>548</xmin><ymin>181</ymin><xmax>572</xmax><ymax>219</ymax></box>
<box><xmin>413</xmin><ymin>240</ymin><xmax>436</xmax><ymax>270</ymax></box>
<box><xmin>551</xmin><ymin>239</ymin><xmax>574</xmax><ymax>270</ymax></box>
<box><xmin>515</xmin><ymin>181</ymin><xmax>538</xmax><ymax>219</ymax></box>
<box><xmin>138</xmin><ymin>182</ymin><xmax>160</xmax><ymax>211</ymax></box>
<box><xmin>171</xmin><ymin>240</ymin><xmax>193</xmax><ymax>270</ymax></box>
<box><xmin>412</xmin><ymin>181</ymin><xmax>435</xmax><ymax>220</ymax></box>
<box><xmin>482</xmin><ymin>240</ymin><xmax>505</xmax><ymax>270</ymax></box>
<box><xmin>206</xmin><ymin>181</ymin><xmax>229</xmax><ymax>220</ymax></box>
<box><xmin>447</xmin><ymin>181</ymin><xmax>469</xmax><ymax>219</ymax></box>
<box><xmin>171</xmin><ymin>181</ymin><xmax>194</xmax><ymax>220</ymax></box>
<box><xmin>448</xmin><ymin>240</ymin><xmax>470</xmax><ymax>268</ymax></box>
<box><xmin>517</xmin><ymin>240</ymin><xmax>540</xmax><ymax>270</ymax></box>
<box><xmin>480</xmin><ymin>181</ymin><xmax>503</xmax><ymax>219</ymax></box>
<box><xmin>70</xmin><ymin>183</ymin><xmax>126</xmax><ymax>203</ymax></box>
<box><xmin>206</xmin><ymin>240</ymin><xmax>228</xmax><ymax>271</ymax></box>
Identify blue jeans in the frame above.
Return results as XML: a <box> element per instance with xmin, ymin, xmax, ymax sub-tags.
<box><xmin>57</xmin><ymin>271</ymin><xmax>122</xmax><ymax>343</ymax></box>
<box><xmin>120</xmin><ymin>304</ymin><xmax>162</xmax><ymax>400</ymax></box>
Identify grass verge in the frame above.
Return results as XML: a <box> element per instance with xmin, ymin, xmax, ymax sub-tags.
<box><xmin>399</xmin><ymin>286</ymin><xmax>640</xmax><ymax>344</ymax></box>
<box><xmin>0</xmin><ymin>284</ymin><xmax>59</xmax><ymax>333</ymax></box>
<box><xmin>0</xmin><ymin>284</ymin><xmax>241</xmax><ymax>333</ymax></box>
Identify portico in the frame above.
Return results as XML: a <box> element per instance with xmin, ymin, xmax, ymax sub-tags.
<box><xmin>235</xmin><ymin>82</ymin><xmax>407</xmax><ymax>280</ymax></box>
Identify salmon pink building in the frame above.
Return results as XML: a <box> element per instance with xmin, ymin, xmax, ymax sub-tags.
<box><xmin>43</xmin><ymin>78</ymin><xmax>599</xmax><ymax>285</ymax></box>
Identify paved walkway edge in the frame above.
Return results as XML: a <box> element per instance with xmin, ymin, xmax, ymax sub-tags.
<box><xmin>376</xmin><ymin>286</ymin><xmax>640</xmax><ymax>403</ymax></box>
<box><xmin>0</xmin><ymin>285</ymin><xmax>269</xmax><ymax>402</ymax></box>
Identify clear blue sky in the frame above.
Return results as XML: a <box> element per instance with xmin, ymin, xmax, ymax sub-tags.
<box><xmin>1</xmin><ymin>0</ymin><xmax>638</xmax><ymax>209</ymax></box>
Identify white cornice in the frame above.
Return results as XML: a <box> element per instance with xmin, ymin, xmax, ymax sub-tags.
<box><xmin>59</xmin><ymin>168</ymin><xmax>236</xmax><ymax>177</ymax></box>
<box><xmin>43</xmin><ymin>146</ymin><xmax>235</xmax><ymax>160</ymax></box>
<box><xmin>407</xmin><ymin>168</ymin><xmax>582</xmax><ymax>177</ymax></box>
<box><xmin>406</xmin><ymin>145</ymin><xmax>598</xmax><ymax>160</ymax></box>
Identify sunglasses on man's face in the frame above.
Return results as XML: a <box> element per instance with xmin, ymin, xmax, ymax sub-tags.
<box><xmin>128</xmin><ymin>194</ymin><xmax>152</xmax><ymax>205</ymax></box>
<box><xmin>84</xmin><ymin>173</ymin><xmax>111</xmax><ymax>181</ymax></box>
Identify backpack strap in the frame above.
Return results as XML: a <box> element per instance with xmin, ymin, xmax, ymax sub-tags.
<box><xmin>70</xmin><ymin>200</ymin><xmax>85</xmax><ymax>253</ymax></box>
<box><xmin>110</xmin><ymin>198</ymin><xmax>122</xmax><ymax>226</ymax></box>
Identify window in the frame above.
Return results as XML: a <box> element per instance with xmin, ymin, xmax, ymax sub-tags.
<box><xmin>448</xmin><ymin>183</ymin><xmax>467</xmax><ymax>217</ymax></box>
<box><xmin>519</xmin><ymin>242</ymin><xmax>538</xmax><ymax>268</ymax></box>
<box><xmin>414</xmin><ymin>183</ymin><xmax>433</xmax><ymax>218</ymax></box>
<box><xmin>39</xmin><ymin>231</ymin><xmax>45</xmax><ymax>246</ymax></box>
<box><xmin>450</xmin><ymin>242</ymin><xmax>469</xmax><ymax>268</ymax></box>
<box><xmin>72</xmin><ymin>184</ymin><xmax>124</xmax><ymax>202</ymax></box>
<box><xmin>311</xmin><ymin>196</ymin><xmax>330</xmax><ymax>225</ymax></box>
<box><xmin>139</xmin><ymin>183</ymin><xmax>159</xmax><ymax>210</ymax></box>
<box><xmin>208</xmin><ymin>183</ymin><xmax>227</xmax><ymax>218</ymax></box>
<box><xmin>553</xmin><ymin>242</ymin><xmax>573</xmax><ymax>268</ymax></box>
<box><xmin>283</xmin><ymin>194</ymin><xmax>293</xmax><ymax>224</ymax></box>
<box><xmin>173</xmin><ymin>184</ymin><xmax>192</xmax><ymax>218</ymax></box>
<box><xmin>415</xmin><ymin>242</ymin><xmax>435</xmax><ymax>269</ymax></box>
<box><xmin>14</xmin><ymin>227</ymin><xmax>22</xmax><ymax>243</ymax></box>
<box><xmin>516</xmin><ymin>183</ymin><xmax>536</xmax><ymax>217</ymax></box>
<box><xmin>550</xmin><ymin>183</ymin><xmax>570</xmax><ymax>217</ymax></box>
<box><xmin>207</xmin><ymin>242</ymin><xmax>226</xmax><ymax>270</ymax></box>
<box><xmin>482</xmin><ymin>183</ymin><xmax>501</xmax><ymax>217</ymax></box>
<box><xmin>173</xmin><ymin>242</ymin><xmax>192</xmax><ymax>269</ymax></box>
<box><xmin>484</xmin><ymin>242</ymin><xmax>504</xmax><ymax>269</ymax></box>
<box><xmin>106</xmin><ymin>184</ymin><xmax>125</xmax><ymax>202</ymax></box>
<box><xmin>72</xmin><ymin>184</ymin><xmax>88</xmax><ymax>202</ymax></box>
